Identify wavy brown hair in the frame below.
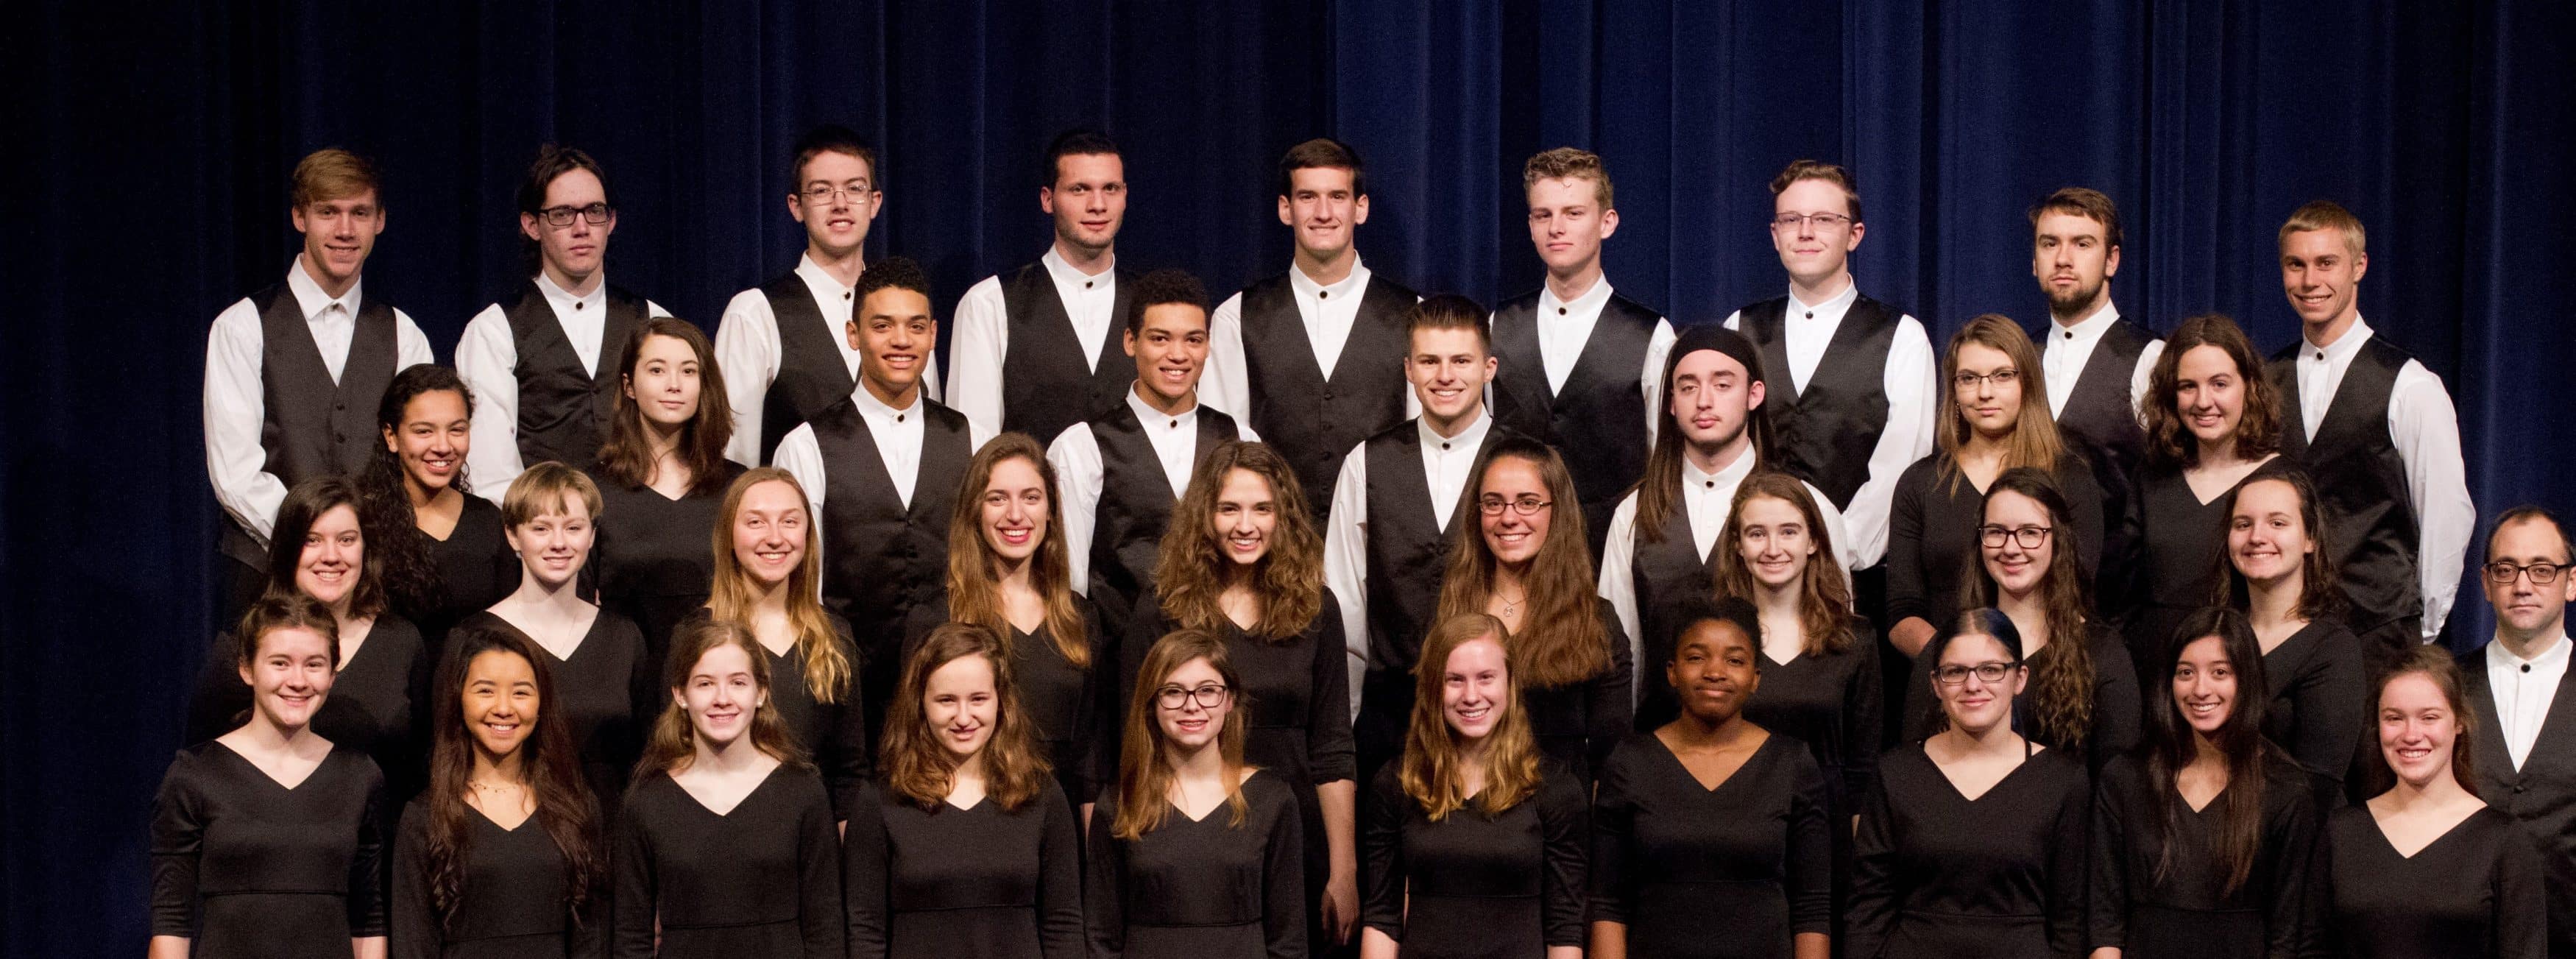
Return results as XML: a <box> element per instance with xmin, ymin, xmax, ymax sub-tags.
<box><xmin>1436</xmin><ymin>436</ymin><xmax>1610</xmax><ymax>688</ymax></box>
<box><xmin>421</xmin><ymin>626</ymin><xmax>598</xmax><ymax>933</ymax></box>
<box><xmin>2140</xmin><ymin>314</ymin><xmax>2282</xmax><ymax>471</ymax></box>
<box><xmin>266</xmin><ymin>476</ymin><xmax>390</xmax><ymax>620</ymax></box>
<box><xmin>1111</xmin><ymin>629</ymin><xmax>1253</xmax><ymax>839</ymax></box>
<box><xmin>880</xmin><ymin>623</ymin><xmax>1052</xmax><ymax>813</ymax></box>
<box><xmin>2142</xmin><ymin>607</ymin><xmax>2279</xmax><ymax>898</ymax></box>
<box><xmin>1401</xmin><ymin>613</ymin><xmax>1542</xmax><ymax>820</ymax></box>
<box><xmin>359</xmin><ymin>364</ymin><xmax>476</xmax><ymax>617</ymax></box>
<box><xmin>1711</xmin><ymin>472</ymin><xmax>1855</xmax><ymax>657</ymax></box>
<box><xmin>634</xmin><ymin>618</ymin><xmax>810</xmax><ymax>779</ymax></box>
<box><xmin>2363</xmin><ymin>645</ymin><xmax>2481</xmax><ymax>797</ymax></box>
<box><xmin>705</xmin><ymin>468</ymin><xmax>853</xmax><ymax>705</ymax></box>
<box><xmin>2213</xmin><ymin>471</ymin><xmax>2346</xmax><ymax>623</ymax></box>
<box><xmin>944</xmin><ymin>434</ymin><xmax>1089</xmax><ymax>667</ymax></box>
<box><xmin>1958</xmin><ymin>467</ymin><xmax>2098</xmax><ymax>751</ymax></box>
<box><xmin>595</xmin><ymin>317</ymin><xmax>736</xmax><ymax>497</ymax></box>
<box><xmin>1935</xmin><ymin>314</ymin><xmax>2070</xmax><ymax>495</ymax></box>
<box><xmin>1152</xmin><ymin>441</ymin><xmax>1327</xmax><ymax>640</ymax></box>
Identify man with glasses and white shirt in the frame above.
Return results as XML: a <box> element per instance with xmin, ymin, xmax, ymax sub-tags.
<box><xmin>2458</xmin><ymin>507</ymin><xmax>2576</xmax><ymax>957</ymax></box>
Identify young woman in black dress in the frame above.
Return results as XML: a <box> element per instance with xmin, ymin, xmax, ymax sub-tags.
<box><xmin>390</xmin><ymin>627</ymin><xmax>604</xmax><ymax>957</ymax></box>
<box><xmin>612</xmin><ymin>618</ymin><xmax>843</xmax><ymax>957</ymax></box>
<box><xmin>1886</xmin><ymin>315</ymin><xmax>2108</xmax><ymax>657</ymax></box>
<box><xmin>1130</xmin><ymin>439</ymin><xmax>1356</xmax><ymax>949</ymax></box>
<box><xmin>2087</xmin><ymin>606</ymin><xmax>2319</xmax><ymax>959</ymax></box>
<box><xmin>1719</xmin><ymin>473</ymin><xmax>1881</xmax><ymax>830</ymax></box>
<box><xmin>1089</xmin><ymin>629</ymin><xmax>1308</xmax><ymax>958</ymax></box>
<box><xmin>901</xmin><ymin>433</ymin><xmax>1108</xmax><ymax>822</ymax></box>
<box><xmin>590</xmin><ymin>317</ymin><xmax>745</xmax><ymax>657</ymax></box>
<box><xmin>2216</xmin><ymin>471</ymin><xmax>2366</xmax><ymax>806</ymax></box>
<box><xmin>153</xmin><ymin>593</ymin><xmax>387</xmax><ymax>959</ymax></box>
<box><xmin>845</xmin><ymin>623</ymin><xmax>1086</xmax><ymax>959</ymax></box>
<box><xmin>2320</xmin><ymin>646</ymin><xmax>2547</xmax><ymax>958</ymax></box>
<box><xmin>361</xmin><ymin>364</ymin><xmax>516</xmax><ymax>644</ymax></box>
<box><xmin>1849</xmin><ymin>609</ymin><xmax>2089</xmax><ymax>959</ymax></box>
<box><xmin>698</xmin><ymin>467</ymin><xmax>866</xmax><ymax>820</ymax></box>
<box><xmin>1359</xmin><ymin>612</ymin><xmax>1588</xmax><ymax>959</ymax></box>
<box><xmin>453</xmin><ymin>463</ymin><xmax>654</xmax><ymax>821</ymax></box>
<box><xmin>1590</xmin><ymin>596</ymin><xmax>1831</xmax><ymax>959</ymax></box>
<box><xmin>1434</xmin><ymin>436</ymin><xmax>1632</xmax><ymax>783</ymax></box>
<box><xmin>2120</xmin><ymin>314</ymin><xmax>2287</xmax><ymax>681</ymax></box>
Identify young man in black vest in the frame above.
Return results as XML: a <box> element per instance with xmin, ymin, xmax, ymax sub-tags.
<box><xmin>1490</xmin><ymin>147</ymin><xmax>1674</xmax><ymax>559</ymax></box>
<box><xmin>773</xmin><ymin>257</ymin><xmax>995</xmax><ymax>739</ymax></box>
<box><xmin>1208</xmin><ymin>138</ymin><xmax>1421</xmax><ymax>520</ymax></box>
<box><xmin>457</xmin><ymin>146</ymin><xmax>671</xmax><ymax>500</ymax></box>
<box><xmin>717</xmin><ymin>124</ymin><xmax>927</xmax><ymax>467</ymax></box>
<box><xmin>1047</xmin><ymin>269</ymin><xmax>1256</xmax><ymax>636</ymax></box>
<box><xmin>2265</xmin><ymin>200</ymin><xmax>2474</xmax><ymax>659</ymax></box>
<box><xmin>2030</xmin><ymin>187</ymin><xmax>2161</xmax><ymax>609</ymax></box>
<box><xmin>944</xmin><ymin>128</ymin><xmax>1134</xmax><ymax>447</ymax></box>
<box><xmin>1323</xmin><ymin>294</ymin><xmax>1514</xmax><ymax>788</ymax></box>
<box><xmin>205</xmin><ymin>148</ymin><xmax>434</xmax><ymax>620</ymax></box>
<box><xmin>2459</xmin><ymin>507</ymin><xmax>2576</xmax><ymax>958</ymax></box>
<box><xmin>1723</xmin><ymin>160</ymin><xmax>1935</xmax><ymax>623</ymax></box>
<box><xmin>1596</xmin><ymin>327</ymin><xmax>1851</xmax><ymax>729</ymax></box>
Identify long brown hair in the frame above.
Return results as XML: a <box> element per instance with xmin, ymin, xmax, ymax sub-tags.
<box><xmin>2363</xmin><ymin>645</ymin><xmax>2482</xmax><ymax>798</ymax></box>
<box><xmin>1400</xmin><ymin>613</ymin><xmax>1543</xmax><ymax>820</ymax></box>
<box><xmin>1435</xmin><ymin>436</ymin><xmax>1610</xmax><ymax>688</ymax></box>
<box><xmin>704</xmin><ymin>468</ymin><xmax>852</xmax><ymax>704</ymax></box>
<box><xmin>1710</xmin><ymin>472</ymin><xmax>1854</xmax><ymax>657</ymax></box>
<box><xmin>266</xmin><ymin>476</ymin><xmax>390</xmax><ymax>620</ymax></box>
<box><xmin>1111</xmin><ymin>629</ymin><xmax>1253</xmax><ymax>839</ymax></box>
<box><xmin>2213</xmin><ymin>471</ymin><xmax>2346</xmax><ymax>622</ymax></box>
<box><xmin>2142</xmin><ymin>607</ymin><xmax>2277</xmax><ymax>898</ymax></box>
<box><xmin>359</xmin><ymin>364</ymin><xmax>475</xmax><ymax>617</ymax></box>
<box><xmin>1151</xmin><ymin>441</ymin><xmax>1327</xmax><ymax>640</ymax></box>
<box><xmin>880</xmin><ymin>623</ymin><xmax>1052</xmax><ymax>813</ymax></box>
<box><xmin>594</xmin><ymin>317</ymin><xmax>735</xmax><ymax>496</ymax></box>
<box><xmin>422</xmin><ymin>626</ymin><xmax>598</xmax><ymax>933</ymax></box>
<box><xmin>1958</xmin><ymin>467</ymin><xmax>2097</xmax><ymax>750</ymax></box>
<box><xmin>634</xmin><ymin>618</ymin><xmax>810</xmax><ymax>779</ymax></box>
<box><xmin>944</xmin><ymin>434</ymin><xmax>1089</xmax><ymax>667</ymax></box>
<box><xmin>1935</xmin><ymin>314</ymin><xmax>2070</xmax><ymax>495</ymax></box>
<box><xmin>2140</xmin><ymin>314</ymin><xmax>2282</xmax><ymax>470</ymax></box>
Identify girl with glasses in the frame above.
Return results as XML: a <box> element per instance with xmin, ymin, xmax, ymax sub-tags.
<box><xmin>2216</xmin><ymin>471</ymin><xmax>2366</xmax><ymax>807</ymax></box>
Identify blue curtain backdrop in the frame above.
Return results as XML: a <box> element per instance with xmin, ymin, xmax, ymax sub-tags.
<box><xmin>6</xmin><ymin>0</ymin><xmax>2570</xmax><ymax>949</ymax></box>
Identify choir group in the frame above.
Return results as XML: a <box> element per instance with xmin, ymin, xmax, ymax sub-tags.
<box><xmin>153</xmin><ymin>127</ymin><xmax>2572</xmax><ymax>959</ymax></box>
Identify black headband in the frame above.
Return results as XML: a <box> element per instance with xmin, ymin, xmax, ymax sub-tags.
<box><xmin>1663</xmin><ymin>325</ymin><xmax>1767</xmax><ymax>388</ymax></box>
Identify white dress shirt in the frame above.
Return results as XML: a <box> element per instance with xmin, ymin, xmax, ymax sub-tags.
<box><xmin>2292</xmin><ymin>315</ymin><xmax>2478</xmax><ymax>637</ymax></box>
<box><xmin>1323</xmin><ymin>410</ymin><xmax>1494</xmax><ymax>718</ymax></box>
<box><xmin>454</xmin><ymin>272</ymin><xmax>670</xmax><ymax>502</ymax></box>
<box><xmin>718</xmin><ymin>254</ymin><xmax>950</xmax><ymax>467</ymax></box>
<box><xmin>1530</xmin><ymin>277</ymin><xmax>1680</xmax><ymax>446</ymax></box>
<box><xmin>204</xmin><ymin>261</ymin><xmax>434</xmax><ymax>542</ymax></box>
<box><xmin>770</xmin><ymin>385</ymin><xmax>997</xmax><ymax>576</ymax></box>
<box><xmin>1048</xmin><ymin>389</ymin><xmax>1262</xmax><ymax>595</ymax></box>
<box><xmin>1723</xmin><ymin>282</ymin><xmax>1936</xmax><ymax>570</ymax></box>
<box><xmin>1205</xmin><ymin>258</ymin><xmax>1421</xmax><ymax>423</ymax></box>
<box><xmin>943</xmin><ymin>248</ymin><xmax>1119</xmax><ymax>434</ymax></box>
<box><xmin>1596</xmin><ymin>448</ymin><xmax>1855</xmax><ymax>664</ymax></box>
<box><xmin>2486</xmin><ymin>631</ymin><xmax>2572</xmax><ymax>771</ymax></box>
<box><xmin>2041</xmin><ymin>298</ymin><xmax>2163</xmax><ymax>422</ymax></box>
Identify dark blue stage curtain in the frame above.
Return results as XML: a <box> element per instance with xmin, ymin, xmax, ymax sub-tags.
<box><xmin>5</xmin><ymin>0</ymin><xmax>2571</xmax><ymax>952</ymax></box>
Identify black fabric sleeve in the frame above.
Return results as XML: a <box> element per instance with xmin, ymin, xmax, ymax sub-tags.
<box><xmin>2086</xmin><ymin>625</ymin><xmax>2142</xmax><ymax>771</ymax></box>
<box><xmin>2086</xmin><ymin>760</ymin><xmax>2134</xmax><ymax>952</ymax></box>
<box><xmin>1080</xmin><ymin>598</ymin><xmax>1117</xmax><ymax>806</ymax></box>
<box><xmin>2496</xmin><ymin>820</ymin><xmax>2550</xmax><ymax>959</ymax></box>
<box><xmin>1843</xmin><ymin>771</ymin><xmax>1900</xmax><ymax>959</ymax></box>
<box><xmin>1586</xmin><ymin>610</ymin><xmax>1637</xmax><ymax>782</ymax></box>
<box><xmin>1585</xmin><ymin>743</ymin><xmax>1638</xmax><ymax>927</ymax></box>
<box><xmin>1036</xmin><ymin>783</ymin><xmax>1089</xmax><ymax>959</ymax></box>
<box><xmin>1784</xmin><ymin>749</ymin><xmax>1834</xmax><ymax>937</ymax></box>
<box><xmin>825</xmin><ymin>619</ymin><xmax>872</xmax><ymax>815</ymax></box>
<box><xmin>1538</xmin><ymin>770</ymin><xmax>1591</xmax><ymax>948</ymax></box>
<box><xmin>2043</xmin><ymin>762</ymin><xmax>2093</xmax><ymax>959</ymax></box>
<box><xmin>841</xmin><ymin>788</ymin><xmax>891</xmax><ymax>959</ymax></box>
<box><xmin>1264</xmin><ymin>780</ymin><xmax>1311</xmax><ymax>959</ymax></box>
<box><xmin>1359</xmin><ymin>768</ymin><xmax>1408</xmax><ymax>941</ymax></box>
<box><xmin>1844</xmin><ymin>621</ymin><xmax>1887</xmax><ymax>800</ymax></box>
<box><xmin>2263</xmin><ymin>778</ymin><xmax>2319</xmax><ymax>959</ymax></box>
<box><xmin>1900</xmin><ymin>642</ymin><xmax>1939</xmax><ymax>745</ymax></box>
<box><xmin>609</xmin><ymin>788</ymin><xmax>657</xmax><ymax>959</ymax></box>
<box><xmin>349</xmin><ymin>758</ymin><xmax>389</xmax><ymax>938</ymax></box>
<box><xmin>147</xmin><ymin>752</ymin><xmax>205</xmax><ymax>938</ymax></box>
<box><xmin>1083</xmin><ymin>792</ymin><xmax>1128</xmax><ymax>959</ymax></box>
<box><xmin>388</xmin><ymin>802</ymin><xmax>438</xmax><ymax>959</ymax></box>
<box><xmin>795</xmin><ymin>775</ymin><xmax>846</xmax><ymax>959</ymax></box>
<box><xmin>1308</xmin><ymin>588</ymin><xmax>1358</xmax><ymax>785</ymax></box>
<box><xmin>2284</xmin><ymin>626</ymin><xmax>2366</xmax><ymax>802</ymax></box>
<box><xmin>619</xmin><ymin>616</ymin><xmax>661</xmax><ymax>782</ymax></box>
<box><xmin>1884</xmin><ymin>460</ymin><xmax>1936</xmax><ymax>626</ymax></box>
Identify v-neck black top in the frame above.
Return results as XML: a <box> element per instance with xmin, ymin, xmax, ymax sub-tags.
<box><xmin>2321</xmin><ymin>804</ymin><xmax>2548</xmax><ymax>958</ymax></box>
<box><xmin>612</xmin><ymin>765</ymin><xmax>843</xmax><ymax>958</ymax></box>
<box><xmin>1902</xmin><ymin>620</ymin><xmax>2142</xmax><ymax>774</ymax></box>
<box><xmin>1590</xmin><ymin>732</ymin><xmax>1833</xmax><ymax>959</ymax></box>
<box><xmin>188</xmin><ymin>616</ymin><xmax>432</xmax><ymax>809</ymax></box>
<box><xmin>150</xmin><ymin>741</ymin><xmax>388</xmax><ymax>956</ymax></box>
<box><xmin>1360</xmin><ymin>760</ymin><xmax>1590</xmax><ymax>958</ymax></box>
<box><xmin>1085</xmin><ymin>770</ymin><xmax>1308</xmax><ymax>959</ymax></box>
<box><xmin>1518</xmin><ymin>604</ymin><xmax>1636</xmax><ymax>785</ymax></box>
<box><xmin>454</xmin><ymin>609</ymin><xmax>656</xmax><ymax>821</ymax></box>
<box><xmin>2086</xmin><ymin>754</ymin><xmax>2320</xmax><ymax>958</ymax></box>
<box><xmin>590</xmin><ymin>460</ymin><xmax>746</xmax><ymax>660</ymax></box>
<box><xmin>2119</xmin><ymin>457</ymin><xmax>2291</xmax><ymax>673</ymax></box>
<box><xmin>418</xmin><ymin>495</ymin><xmax>519</xmax><ymax>644</ymax></box>
<box><xmin>1886</xmin><ymin>453</ymin><xmax>2107</xmax><ymax>631</ymax></box>
<box><xmin>1847</xmin><ymin>744</ymin><xmax>2090</xmax><ymax>959</ymax></box>
<box><xmin>2259</xmin><ymin>618</ymin><xmax>2368</xmax><ymax>808</ymax></box>
<box><xmin>843</xmin><ymin>779</ymin><xmax>1087</xmax><ymax>959</ymax></box>
<box><xmin>679</xmin><ymin>606</ymin><xmax>871</xmax><ymax>818</ymax></box>
<box><xmin>904</xmin><ymin>595</ymin><xmax>1114</xmax><ymax>812</ymax></box>
<box><xmin>389</xmin><ymin>795</ymin><xmax>604</xmax><ymax>958</ymax></box>
<box><xmin>1739</xmin><ymin>616</ymin><xmax>1885</xmax><ymax>810</ymax></box>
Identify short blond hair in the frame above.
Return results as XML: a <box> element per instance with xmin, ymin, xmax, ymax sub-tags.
<box><xmin>2279</xmin><ymin>200</ymin><xmax>2366</xmax><ymax>258</ymax></box>
<box><xmin>290</xmin><ymin>148</ymin><xmax>381</xmax><ymax>210</ymax></box>
<box><xmin>501</xmin><ymin>461</ymin><xmax>603</xmax><ymax>526</ymax></box>
<box><xmin>1524</xmin><ymin>147</ymin><xmax>1612</xmax><ymax>209</ymax></box>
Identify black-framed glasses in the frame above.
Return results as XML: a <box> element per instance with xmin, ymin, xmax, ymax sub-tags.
<box><xmin>1953</xmin><ymin>368</ymin><xmax>2021</xmax><ymax>390</ymax></box>
<box><xmin>538</xmin><ymin>203</ymin><xmax>612</xmax><ymax>227</ymax></box>
<box><xmin>1156</xmin><ymin>683</ymin><xmax>1231</xmax><ymax>710</ymax></box>
<box><xmin>800</xmin><ymin>185</ymin><xmax>874</xmax><ymax>205</ymax></box>
<box><xmin>1478</xmin><ymin>495</ymin><xmax>1553</xmax><ymax>516</ymax></box>
<box><xmin>2485</xmin><ymin>561</ymin><xmax>2567</xmax><ymax>584</ymax></box>
<box><xmin>1935</xmin><ymin>661</ymin><xmax>2018</xmax><ymax>685</ymax></box>
<box><xmin>1770</xmin><ymin>212</ymin><xmax>1853</xmax><ymax>230</ymax></box>
<box><xmin>1978</xmin><ymin>524</ymin><xmax>2053</xmax><ymax>550</ymax></box>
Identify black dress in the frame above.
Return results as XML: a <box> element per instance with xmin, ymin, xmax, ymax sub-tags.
<box><xmin>1741</xmin><ymin>617</ymin><xmax>1886</xmax><ymax>815</ymax></box>
<box><xmin>149</xmin><ymin>742</ymin><xmax>387</xmax><ymax>958</ymax></box>
<box><xmin>2260</xmin><ymin>619</ymin><xmax>2367</xmax><ymax>808</ymax></box>
<box><xmin>2119</xmin><ymin>458</ymin><xmax>2290</xmax><ymax>679</ymax></box>
<box><xmin>679</xmin><ymin>606</ymin><xmax>871</xmax><ymax>818</ymax></box>
<box><xmin>2321</xmin><ymin>804</ymin><xmax>2547</xmax><ymax>958</ymax></box>
<box><xmin>1846</xmin><ymin>744</ymin><xmax>2090</xmax><ymax>959</ymax></box>
<box><xmin>1516</xmin><ymin>604</ymin><xmax>1635</xmax><ymax>785</ymax></box>
<box><xmin>1359</xmin><ymin>760</ymin><xmax>1589</xmax><ymax>959</ymax></box>
<box><xmin>453</xmin><ymin>610</ymin><xmax>657</xmax><ymax>821</ymax></box>
<box><xmin>1885</xmin><ymin>453</ymin><xmax>2106</xmax><ymax>633</ymax></box>
<box><xmin>903</xmin><ymin>596</ymin><xmax>1114</xmax><ymax>815</ymax></box>
<box><xmin>1589</xmin><ymin>733</ymin><xmax>1832</xmax><ymax>959</ymax></box>
<box><xmin>418</xmin><ymin>495</ymin><xmax>518</xmax><ymax>645</ymax></box>
<box><xmin>612</xmin><ymin>765</ymin><xmax>843</xmax><ymax>958</ymax></box>
<box><xmin>590</xmin><ymin>460</ymin><xmax>745</xmax><ymax>661</ymax></box>
<box><xmin>1903</xmin><ymin>621</ymin><xmax>2141</xmax><ymax>772</ymax></box>
<box><xmin>1085</xmin><ymin>771</ymin><xmax>1309</xmax><ymax>958</ymax></box>
<box><xmin>2086</xmin><ymin>754</ymin><xmax>2318</xmax><ymax>958</ymax></box>
<box><xmin>843</xmin><ymin>779</ymin><xmax>1086</xmax><ymax>959</ymax></box>
<box><xmin>389</xmin><ymin>795</ymin><xmax>604</xmax><ymax>958</ymax></box>
<box><xmin>188</xmin><ymin>616</ymin><xmax>432</xmax><ymax>808</ymax></box>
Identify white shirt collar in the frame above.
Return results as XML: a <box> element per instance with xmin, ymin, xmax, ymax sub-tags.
<box><xmin>1417</xmin><ymin>408</ymin><xmax>1493</xmax><ymax>452</ymax></box>
<box><xmin>795</xmin><ymin>252</ymin><xmax>857</xmax><ymax>300</ymax></box>
<box><xmin>1042</xmin><ymin>247</ymin><xmax>1116</xmax><ymax>287</ymax></box>
<box><xmin>286</xmin><ymin>258</ymin><xmax>362</xmax><ymax>321</ymax></box>
<box><xmin>1126</xmin><ymin>386</ymin><xmax>1199</xmax><ymax>428</ymax></box>
<box><xmin>1289</xmin><ymin>258</ymin><xmax>1371</xmax><ymax>302</ymax></box>
<box><xmin>2488</xmin><ymin>629</ymin><xmax>2574</xmax><ymax>670</ymax></box>
<box><xmin>1786</xmin><ymin>280</ymin><xmax>1860</xmax><ymax>317</ymax></box>
<box><xmin>1538</xmin><ymin>275</ymin><xmax>1614</xmax><ymax>318</ymax></box>
<box><xmin>2302</xmin><ymin>313</ymin><xmax>2376</xmax><ymax>363</ymax></box>
<box><xmin>850</xmin><ymin>383</ymin><xmax>923</xmax><ymax>424</ymax></box>
<box><xmin>2049</xmin><ymin>297</ymin><xmax>2121</xmax><ymax>344</ymax></box>
<box><xmin>534</xmin><ymin>270</ymin><xmax>606</xmax><ymax>314</ymax></box>
<box><xmin>1682</xmin><ymin>442</ymin><xmax>1757</xmax><ymax>492</ymax></box>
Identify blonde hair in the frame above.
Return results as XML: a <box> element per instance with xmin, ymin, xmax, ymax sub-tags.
<box><xmin>1524</xmin><ymin>146</ymin><xmax>1612</xmax><ymax>208</ymax></box>
<box><xmin>2279</xmin><ymin>199</ymin><xmax>2367</xmax><ymax>258</ymax></box>
<box><xmin>944</xmin><ymin>434</ymin><xmax>1089</xmax><ymax>667</ymax></box>
<box><xmin>705</xmin><ymin>468</ymin><xmax>852</xmax><ymax>705</ymax></box>
<box><xmin>1400</xmin><ymin>613</ymin><xmax>1542</xmax><ymax>820</ymax></box>
<box><xmin>290</xmin><ymin>148</ymin><xmax>381</xmax><ymax>209</ymax></box>
<box><xmin>500</xmin><ymin>461</ymin><xmax>603</xmax><ymax>526</ymax></box>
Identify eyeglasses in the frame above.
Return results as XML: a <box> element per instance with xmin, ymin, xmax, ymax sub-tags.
<box><xmin>1953</xmin><ymin>368</ymin><xmax>2022</xmax><ymax>390</ymax></box>
<box><xmin>801</xmin><ymin>185</ymin><xmax>874</xmax><ymax>205</ymax></box>
<box><xmin>2485</xmin><ymin>561</ymin><xmax>2567</xmax><ymax>584</ymax></box>
<box><xmin>1156</xmin><ymin>683</ymin><xmax>1231</xmax><ymax>710</ymax></box>
<box><xmin>1978</xmin><ymin>524</ymin><xmax>2053</xmax><ymax>550</ymax></box>
<box><xmin>1935</xmin><ymin>661</ymin><xmax>2018</xmax><ymax>685</ymax></box>
<box><xmin>1771</xmin><ymin>212</ymin><xmax>1853</xmax><ymax>230</ymax></box>
<box><xmin>1478</xmin><ymin>495</ymin><xmax>1554</xmax><ymax>516</ymax></box>
<box><xmin>537</xmin><ymin>203</ymin><xmax>612</xmax><ymax>227</ymax></box>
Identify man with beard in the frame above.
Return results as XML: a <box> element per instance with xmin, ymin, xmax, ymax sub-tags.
<box><xmin>2030</xmin><ymin>187</ymin><xmax>2160</xmax><ymax>609</ymax></box>
<box><xmin>945</xmin><ymin>128</ymin><xmax>1136</xmax><ymax>446</ymax></box>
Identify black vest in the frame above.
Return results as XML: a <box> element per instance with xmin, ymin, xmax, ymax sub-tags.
<box><xmin>1238</xmin><ymin>271</ymin><xmax>1418</xmax><ymax>519</ymax></box>
<box><xmin>999</xmin><ymin>262</ymin><xmax>1135</xmax><ymax>445</ymax></box>
<box><xmin>2052</xmin><ymin>314</ymin><xmax>2154</xmax><ymax>507</ymax></box>
<box><xmin>1629</xmin><ymin>489</ymin><xmax>1722</xmax><ymax>713</ymax></box>
<box><xmin>500</xmin><ymin>280</ymin><xmax>649</xmax><ymax>468</ymax></box>
<box><xmin>252</xmin><ymin>283</ymin><xmax>400</xmax><ymax>489</ymax></box>
<box><xmin>1491</xmin><ymin>289</ymin><xmax>1661</xmax><ymax>553</ymax></box>
<box><xmin>756</xmin><ymin>272</ymin><xmax>856</xmax><ymax>464</ymax></box>
<box><xmin>809</xmin><ymin>397</ymin><xmax>975</xmax><ymax>657</ymax></box>
<box><xmin>2269</xmin><ymin>336</ymin><xmax>2422</xmax><ymax>634</ymax></box>
<box><xmin>1087</xmin><ymin>401</ymin><xmax>1240</xmax><ymax>611</ymax></box>
<box><xmin>1735</xmin><ymin>294</ymin><xmax>1902</xmax><ymax>510</ymax></box>
<box><xmin>2461</xmin><ymin>651</ymin><xmax>2576</xmax><ymax>957</ymax></box>
<box><xmin>1353</xmin><ymin>419</ymin><xmax>1514</xmax><ymax>784</ymax></box>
